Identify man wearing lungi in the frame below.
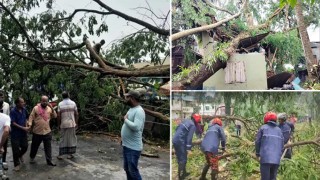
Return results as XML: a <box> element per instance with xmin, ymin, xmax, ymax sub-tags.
<box><xmin>57</xmin><ymin>91</ymin><xmax>79</xmax><ymax>160</ymax></box>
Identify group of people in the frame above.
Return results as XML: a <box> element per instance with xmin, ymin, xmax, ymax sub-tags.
<box><xmin>173</xmin><ymin>111</ymin><xmax>295</xmax><ymax>180</ymax></box>
<box><xmin>0</xmin><ymin>89</ymin><xmax>147</xmax><ymax>179</ymax></box>
<box><xmin>0</xmin><ymin>91</ymin><xmax>78</xmax><ymax>172</ymax></box>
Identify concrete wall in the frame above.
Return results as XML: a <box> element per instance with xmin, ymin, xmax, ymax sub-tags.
<box><xmin>203</xmin><ymin>53</ymin><xmax>268</xmax><ymax>90</ymax></box>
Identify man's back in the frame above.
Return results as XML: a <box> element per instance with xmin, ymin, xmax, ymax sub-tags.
<box><xmin>0</xmin><ymin>113</ymin><xmax>11</xmax><ymax>140</ymax></box>
<box><xmin>58</xmin><ymin>99</ymin><xmax>77</xmax><ymax>128</ymax></box>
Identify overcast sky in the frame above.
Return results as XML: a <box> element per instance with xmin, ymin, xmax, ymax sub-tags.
<box><xmin>28</xmin><ymin>0</ymin><xmax>170</xmax><ymax>47</ymax></box>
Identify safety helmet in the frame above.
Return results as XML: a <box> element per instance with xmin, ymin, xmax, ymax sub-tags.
<box><xmin>277</xmin><ymin>113</ymin><xmax>287</xmax><ymax>121</ymax></box>
<box><xmin>264</xmin><ymin>112</ymin><xmax>277</xmax><ymax>124</ymax></box>
<box><xmin>211</xmin><ymin>118</ymin><xmax>222</xmax><ymax>126</ymax></box>
<box><xmin>192</xmin><ymin>113</ymin><xmax>201</xmax><ymax>123</ymax></box>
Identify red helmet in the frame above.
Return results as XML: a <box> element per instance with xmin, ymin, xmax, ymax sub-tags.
<box><xmin>211</xmin><ymin>118</ymin><xmax>222</xmax><ymax>126</ymax></box>
<box><xmin>192</xmin><ymin>113</ymin><xmax>201</xmax><ymax>123</ymax></box>
<box><xmin>264</xmin><ymin>112</ymin><xmax>277</xmax><ymax>124</ymax></box>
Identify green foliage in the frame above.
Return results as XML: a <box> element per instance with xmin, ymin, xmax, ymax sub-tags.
<box><xmin>280</xmin><ymin>0</ymin><xmax>316</xmax><ymax>7</ymax></box>
<box><xmin>205</xmin><ymin>42</ymin><xmax>229</xmax><ymax>71</ymax></box>
<box><xmin>0</xmin><ymin>0</ymin><xmax>169</xmax><ymax>141</ymax></box>
<box><xmin>172</xmin><ymin>92</ymin><xmax>320</xmax><ymax>179</ymax></box>
<box><xmin>172</xmin><ymin>66</ymin><xmax>192</xmax><ymax>81</ymax></box>
<box><xmin>263</xmin><ymin>30</ymin><xmax>303</xmax><ymax>68</ymax></box>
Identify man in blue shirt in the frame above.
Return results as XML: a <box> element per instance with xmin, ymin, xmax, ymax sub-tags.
<box><xmin>255</xmin><ymin>112</ymin><xmax>284</xmax><ymax>180</ymax></box>
<box><xmin>200</xmin><ymin>118</ymin><xmax>226</xmax><ymax>180</ymax></box>
<box><xmin>121</xmin><ymin>90</ymin><xmax>145</xmax><ymax>180</ymax></box>
<box><xmin>173</xmin><ymin>113</ymin><xmax>202</xmax><ymax>179</ymax></box>
<box><xmin>10</xmin><ymin>97</ymin><xmax>29</xmax><ymax>171</ymax></box>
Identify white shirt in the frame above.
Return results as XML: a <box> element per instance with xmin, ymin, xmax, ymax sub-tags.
<box><xmin>57</xmin><ymin>98</ymin><xmax>78</xmax><ymax>128</ymax></box>
<box><xmin>1</xmin><ymin>102</ymin><xmax>10</xmax><ymax>115</ymax></box>
<box><xmin>0</xmin><ymin>113</ymin><xmax>11</xmax><ymax>142</ymax></box>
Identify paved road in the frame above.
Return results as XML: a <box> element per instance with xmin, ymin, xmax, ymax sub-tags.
<box><xmin>3</xmin><ymin>134</ymin><xmax>169</xmax><ymax>180</ymax></box>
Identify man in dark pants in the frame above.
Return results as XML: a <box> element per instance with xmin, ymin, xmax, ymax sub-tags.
<box><xmin>121</xmin><ymin>90</ymin><xmax>145</xmax><ymax>180</ymax></box>
<box><xmin>200</xmin><ymin>118</ymin><xmax>226</xmax><ymax>180</ymax></box>
<box><xmin>10</xmin><ymin>97</ymin><xmax>29</xmax><ymax>171</ymax></box>
<box><xmin>278</xmin><ymin>113</ymin><xmax>294</xmax><ymax>159</ymax></box>
<box><xmin>255</xmin><ymin>112</ymin><xmax>284</xmax><ymax>180</ymax></box>
<box><xmin>27</xmin><ymin>95</ymin><xmax>57</xmax><ymax>166</ymax></box>
<box><xmin>173</xmin><ymin>113</ymin><xmax>202</xmax><ymax>179</ymax></box>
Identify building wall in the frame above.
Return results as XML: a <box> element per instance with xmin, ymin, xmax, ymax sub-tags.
<box><xmin>203</xmin><ymin>53</ymin><xmax>268</xmax><ymax>90</ymax></box>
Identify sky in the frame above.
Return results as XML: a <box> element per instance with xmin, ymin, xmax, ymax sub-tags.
<box><xmin>28</xmin><ymin>0</ymin><xmax>170</xmax><ymax>48</ymax></box>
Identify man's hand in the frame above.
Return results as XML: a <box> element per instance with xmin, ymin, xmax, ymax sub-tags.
<box><xmin>23</xmin><ymin>127</ymin><xmax>30</xmax><ymax>132</ymax></box>
<box><xmin>124</xmin><ymin>114</ymin><xmax>128</xmax><ymax>121</ymax></box>
<box><xmin>0</xmin><ymin>147</ymin><xmax>4</xmax><ymax>154</ymax></box>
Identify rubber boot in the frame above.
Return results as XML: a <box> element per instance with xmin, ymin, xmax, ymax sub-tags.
<box><xmin>211</xmin><ymin>170</ymin><xmax>218</xmax><ymax>180</ymax></box>
<box><xmin>179</xmin><ymin>163</ymin><xmax>190</xmax><ymax>179</ymax></box>
<box><xmin>199</xmin><ymin>164</ymin><xmax>210</xmax><ymax>180</ymax></box>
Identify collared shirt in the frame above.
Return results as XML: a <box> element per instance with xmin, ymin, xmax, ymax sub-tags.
<box><xmin>10</xmin><ymin>107</ymin><xmax>28</xmax><ymax>138</ymax></box>
<box><xmin>0</xmin><ymin>102</ymin><xmax>10</xmax><ymax>115</ymax></box>
<box><xmin>0</xmin><ymin>113</ymin><xmax>11</xmax><ymax>141</ymax></box>
<box><xmin>57</xmin><ymin>98</ymin><xmax>78</xmax><ymax>128</ymax></box>
<box><xmin>28</xmin><ymin>105</ymin><xmax>57</xmax><ymax>135</ymax></box>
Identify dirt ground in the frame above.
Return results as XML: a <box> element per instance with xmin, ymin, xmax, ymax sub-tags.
<box><xmin>3</xmin><ymin>134</ymin><xmax>170</xmax><ymax>180</ymax></box>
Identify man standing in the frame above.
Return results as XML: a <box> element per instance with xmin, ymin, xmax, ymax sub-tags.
<box><xmin>10</xmin><ymin>97</ymin><xmax>29</xmax><ymax>171</ymax></box>
<box><xmin>121</xmin><ymin>90</ymin><xmax>145</xmax><ymax>180</ymax></box>
<box><xmin>28</xmin><ymin>95</ymin><xmax>57</xmax><ymax>166</ymax></box>
<box><xmin>57</xmin><ymin>91</ymin><xmax>78</xmax><ymax>160</ymax></box>
<box><xmin>173</xmin><ymin>113</ymin><xmax>202</xmax><ymax>179</ymax></box>
<box><xmin>200</xmin><ymin>118</ymin><xmax>226</xmax><ymax>180</ymax></box>
<box><xmin>235</xmin><ymin>120</ymin><xmax>242</xmax><ymax>137</ymax></box>
<box><xmin>278</xmin><ymin>113</ymin><xmax>294</xmax><ymax>159</ymax></box>
<box><xmin>0</xmin><ymin>112</ymin><xmax>10</xmax><ymax>176</ymax></box>
<box><xmin>255</xmin><ymin>112</ymin><xmax>284</xmax><ymax>180</ymax></box>
<box><xmin>0</xmin><ymin>91</ymin><xmax>10</xmax><ymax>165</ymax></box>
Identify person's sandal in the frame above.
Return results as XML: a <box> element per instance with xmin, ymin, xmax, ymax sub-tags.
<box><xmin>67</xmin><ymin>155</ymin><xmax>74</xmax><ymax>159</ymax></box>
<box><xmin>57</xmin><ymin>156</ymin><xmax>63</xmax><ymax>160</ymax></box>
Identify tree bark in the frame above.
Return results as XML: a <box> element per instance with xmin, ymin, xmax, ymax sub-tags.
<box><xmin>172</xmin><ymin>32</ymin><xmax>250</xmax><ymax>90</ymax></box>
<box><xmin>295</xmin><ymin>0</ymin><xmax>315</xmax><ymax>77</ymax></box>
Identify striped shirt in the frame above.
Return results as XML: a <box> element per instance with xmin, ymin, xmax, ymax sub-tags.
<box><xmin>58</xmin><ymin>98</ymin><xmax>78</xmax><ymax>128</ymax></box>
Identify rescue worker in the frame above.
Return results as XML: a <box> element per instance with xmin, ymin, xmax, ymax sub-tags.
<box><xmin>200</xmin><ymin>118</ymin><xmax>226</xmax><ymax>180</ymax></box>
<box><xmin>255</xmin><ymin>112</ymin><xmax>284</xmax><ymax>180</ymax></box>
<box><xmin>173</xmin><ymin>113</ymin><xmax>202</xmax><ymax>179</ymax></box>
<box><xmin>278</xmin><ymin>113</ymin><xmax>294</xmax><ymax>159</ymax></box>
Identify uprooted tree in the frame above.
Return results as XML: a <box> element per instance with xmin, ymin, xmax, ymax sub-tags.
<box><xmin>172</xmin><ymin>92</ymin><xmax>320</xmax><ymax>179</ymax></box>
<box><xmin>171</xmin><ymin>0</ymin><xmax>320</xmax><ymax>90</ymax></box>
<box><xmin>0</xmin><ymin>0</ymin><xmax>170</xmax><ymax>140</ymax></box>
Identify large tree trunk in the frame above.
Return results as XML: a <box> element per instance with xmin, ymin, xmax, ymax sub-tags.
<box><xmin>172</xmin><ymin>32</ymin><xmax>249</xmax><ymax>90</ymax></box>
<box><xmin>295</xmin><ymin>0</ymin><xmax>315</xmax><ymax>78</ymax></box>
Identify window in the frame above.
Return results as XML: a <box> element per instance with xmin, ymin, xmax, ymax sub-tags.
<box><xmin>225</xmin><ymin>61</ymin><xmax>247</xmax><ymax>84</ymax></box>
<box><xmin>205</xmin><ymin>106</ymin><xmax>210</xmax><ymax>111</ymax></box>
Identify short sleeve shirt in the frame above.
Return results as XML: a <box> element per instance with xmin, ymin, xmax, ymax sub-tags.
<box><xmin>58</xmin><ymin>99</ymin><xmax>78</xmax><ymax>128</ymax></box>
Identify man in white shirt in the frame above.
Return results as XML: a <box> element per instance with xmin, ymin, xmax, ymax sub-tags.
<box><xmin>57</xmin><ymin>91</ymin><xmax>78</xmax><ymax>160</ymax></box>
<box><xmin>0</xmin><ymin>91</ymin><xmax>10</xmax><ymax>164</ymax></box>
<box><xmin>0</xmin><ymin>113</ymin><xmax>11</xmax><ymax>172</ymax></box>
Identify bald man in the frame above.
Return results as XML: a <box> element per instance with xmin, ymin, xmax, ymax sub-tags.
<box><xmin>28</xmin><ymin>96</ymin><xmax>57</xmax><ymax>166</ymax></box>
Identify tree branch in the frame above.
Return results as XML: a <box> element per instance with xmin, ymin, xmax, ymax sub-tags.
<box><xmin>93</xmin><ymin>0</ymin><xmax>169</xmax><ymax>36</ymax></box>
<box><xmin>204</xmin><ymin>0</ymin><xmax>234</xmax><ymax>15</ymax></box>
<box><xmin>171</xmin><ymin>0</ymin><xmax>247</xmax><ymax>41</ymax></box>
<box><xmin>52</xmin><ymin>9</ymin><xmax>113</xmax><ymax>22</ymax></box>
<box><xmin>110</xmin><ymin>93</ymin><xmax>169</xmax><ymax>121</ymax></box>
<box><xmin>23</xmin><ymin>42</ymin><xmax>86</xmax><ymax>53</ymax></box>
<box><xmin>0</xmin><ymin>2</ymin><xmax>44</xmax><ymax>61</ymax></box>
